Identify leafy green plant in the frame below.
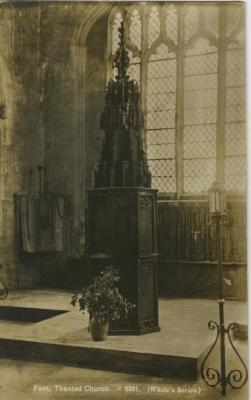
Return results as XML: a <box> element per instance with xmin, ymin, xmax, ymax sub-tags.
<box><xmin>71</xmin><ymin>266</ymin><xmax>135</xmax><ymax>324</ymax></box>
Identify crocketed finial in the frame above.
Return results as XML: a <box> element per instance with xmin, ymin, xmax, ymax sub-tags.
<box><xmin>96</xmin><ymin>21</ymin><xmax>151</xmax><ymax>188</ymax></box>
<box><xmin>113</xmin><ymin>21</ymin><xmax>130</xmax><ymax>81</ymax></box>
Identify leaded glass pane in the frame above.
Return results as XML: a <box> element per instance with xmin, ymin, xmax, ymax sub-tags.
<box><xmin>186</xmin><ymin>39</ymin><xmax>217</xmax><ymax>56</ymax></box>
<box><xmin>226</xmin><ymin>49</ymin><xmax>245</xmax><ymax>80</ymax></box>
<box><xmin>185</xmin><ymin>74</ymin><xmax>217</xmax><ymax>91</ymax></box>
<box><xmin>148</xmin><ymin>160</ymin><xmax>176</xmax><ymax>192</ymax></box>
<box><xmin>183</xmin><ymin>124</ymin><xmax>216</xmax><ymax>143</ymax></box>
<box><xmin>226</xmin><ymin>87</ymin><xmax>245</xmax><ymax>107</ymax></box>
<box><xmin>226</xmin><ymin>105</ymin><xmax>245</xmax><ymax>123</ymax></box>
<box><xmin>148</xmin><ymin>93</ymin><xmax>176</xmax><ymax>111</ymax></box>
<box><xmin>184</xmin><ymin>159</ymin><xmax>216</xmax><ymax>193</ymax></box>
<box><xmin>225</xmin><ymin>123</ymin><xmax>246</xmax><ymax>156</ymax></box>
<box><xmin>204</xmin><ymin>5</ymin><xmax>219</xmax><ymax>38</ymax></box>
<box><xmin>129</xmin><ymin>8</ymin><xmax>141</xmax><ymax>50</ymax></box>
<box><xmin>185</xmin><ymin>53</ymin><xmax>217</xmax><ymax>74</ymax></box>
<box><xmin>183</xmin><ymin>125</ymin><xmax>216</xmax><ymax>193</ymax></box>
<box><xmin>184</xmin><ymin>88</ymin><xmax>217</xmax><ymax>109</ymax></box>
<box><xmin>184</xmin><ymin>135</ymin><xmax>215</xmax><ymax>159</ymax></box>
<box><xmin>225</xmin><ymin>27</ymin><xmax>246</xmax><ymax>192</ymax></box>
<box><xmin>146</xmin><ymin>43</ymin><xmax>177</xmax><ymax>192</ymax></box>
<box><xmin>148</xmin><ymin>143</ymin><xmax>175</xmax><ymax>159</ymax></box>
<box><xmin>127</xmin><ymin>51</ymin><xmax>141</xmax><ymax>84</ymax></box>
<box><xmin>147</xmin><ymin>109</ymin><xmax>176</xmax><ymax>130</ymax></box>
<box><xmin>148</xmin><ymin>6</ymin><xmax>160</xmax><ymax>48</ymax></box>
<box><xmin>128</xmin><ymin>62</ymin><xmax>140</xmax><ymax>84</ymax></box>
<box><xmin>225</xmin><ymin>158</ymin><xmax>246</xmax><ymax>192</ymax></box>
<box><xmin>147</xmin><ymin>129</ymin><xmax>175</xmax><ymax>145</ymax></box>
<box><xmin>184</xmin><ymin>108</ymin><xmax>217</xmax><ymax>125</ymax></box>
<box><xmin>184</xmin><ymin>39</ymin><xmax>217</xmax><ymax>193</ymax></box>
<box><xmin>184</xmin><ymin>6</ymin><xmax>199</xmax><ymax>43</ymax></box>
<box><xmin>149</xmin><ymin>159</ymin><xmax>176</xmax><ymax>176</ymax></box>
<box><xmin>148</xmin><ymin>77</ymin><xmax>176</xmax><ymax>94</ymax></box>
<box><xmin>226</xmin><ymin>4</ymin><xmax>243</xmax><ymax>37</ymax></box>
<box><xmin>148</xmin><ymin>52</ymin><xmax>176</xmax><ymax>75</ymax></box>
<box><xmin>165</xmin><ymin>4</ymin><xmax>178</xmax><ymax>44</ymax></box>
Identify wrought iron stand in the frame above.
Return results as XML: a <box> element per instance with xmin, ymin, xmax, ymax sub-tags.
<box><xmin>201</xmin><ymin>213</ymin><xmax>248</xmax><ymax>396</ymax></box>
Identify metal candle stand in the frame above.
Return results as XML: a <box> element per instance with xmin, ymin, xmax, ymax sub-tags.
<box><xmin>200</xmin><ymin>182</ymin><xmax>248</xmax><ymax>396</ymax></box>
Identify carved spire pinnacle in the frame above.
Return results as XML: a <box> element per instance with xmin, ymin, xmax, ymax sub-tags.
<box><xmin>113</xmin><ymin>22</ymin><xmax>130</xmax><ymax>81</ymax></box>
<box><xmin>95</xmin><ymin>21</ymin><xmax>151</xmax><ymax>188</ymax></box>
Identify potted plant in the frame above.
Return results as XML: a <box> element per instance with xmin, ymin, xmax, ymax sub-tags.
<box><xmin>71</xmin><ymin>266</ymin><xmax>135</xmax><ymax>341</ymax></box>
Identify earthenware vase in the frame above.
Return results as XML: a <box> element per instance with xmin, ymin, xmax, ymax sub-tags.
<box><xmin>89</xmin><ymin>317</ymin><xmax>109</xmax><ymax>341</ymax></box>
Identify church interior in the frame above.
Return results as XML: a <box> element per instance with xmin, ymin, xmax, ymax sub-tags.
<box><xmin>0</xmin><ymin>1</ymin><xmax>248</xmax><ymax>398</ymax></box>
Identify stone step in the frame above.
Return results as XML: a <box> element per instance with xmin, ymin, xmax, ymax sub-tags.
<box><xmin>0</xmin><ymin>291</ymin><xmax>247</xmax><ymax>381</ymax></box>
<box><xmin>0</xmin><ymin>336</ymin><xmax>200</xmax><ymax>380</ymax></box>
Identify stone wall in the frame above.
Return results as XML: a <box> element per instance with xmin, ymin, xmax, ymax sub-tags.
<box><xmin>0</xmin><ymin>2</ymin><xmax>110</xmax><ymax>289</ymax></box>
<box><xmin>0</xmin><ymin>4</ymin><xmax>15</xmax><ymax>288</ymax></box>
<box><xmin>0</xmin><ymin>4</ymin><xmax>44</xmax><ymax>288</ymax></box>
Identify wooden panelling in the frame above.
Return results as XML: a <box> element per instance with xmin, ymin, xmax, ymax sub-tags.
<box><xmin>158</xmin><ymin>261</ymin><xmax>247</xmax><ymax>301</ymax></box>
<box><xmin>157</xmin><ymin>199</ymin><xmax>246</xmax><ymax>263</ymax></box>
<box><xmin>157</xmin><ymin>199</ymin><xmax>247</xmax><ymax>300</ymax></box>
<box><xmin>88</xmin><ymin>188</ymin><xmax>160</xmax><ymax>334</ymax></box>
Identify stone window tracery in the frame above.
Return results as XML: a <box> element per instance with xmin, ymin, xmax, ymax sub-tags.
<box><xmin>108</xmin><ymin>3</ymin><xmax>246</xmax><ymax>196</ymax></box>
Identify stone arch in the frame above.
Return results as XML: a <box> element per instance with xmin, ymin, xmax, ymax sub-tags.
<box><xmin>67</xmin><ymin>4</ymin><xmax>112</xmax><ymax>253</ymax></box>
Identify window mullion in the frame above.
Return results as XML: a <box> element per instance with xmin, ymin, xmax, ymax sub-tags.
<box><xmin>216</xmin><ymin>7</ymin><xmax>227</xmax><ymax>184</ymax></box>
<box><xmin>175</xmin><ymin>5</ymin><xmax>185</xmax><ymax>198</ymax></box>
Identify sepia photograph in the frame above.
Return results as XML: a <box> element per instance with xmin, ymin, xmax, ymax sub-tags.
<box><xmin>0</xmin><ymin>0</ymin><xmax>248</xmax><ymax>399</ymax></box>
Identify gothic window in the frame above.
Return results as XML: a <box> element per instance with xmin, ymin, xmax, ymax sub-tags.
<box><xmin>108</xmin><ymin>3</ymin><xmax>246</xmax><ymax>196</ymax></box>
<box><xmin>225</xmin><ymin>6</ymin><xmax>246</xmax><ymax>192</ymax></box>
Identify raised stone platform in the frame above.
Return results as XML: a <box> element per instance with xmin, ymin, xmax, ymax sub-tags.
<box><xmin>0</xmin><ymin>290</ymin><xmax>247</xmax><ymax>380</ymax></box>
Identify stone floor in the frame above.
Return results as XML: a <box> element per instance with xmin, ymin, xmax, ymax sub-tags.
<box><xmin>0</xmin><ymin>290</ymin><xmax>247</xmax><ymax>353</ymax></box>
<box><xmin>0</xmin><ymin>355</ymin><xmax>248</xmax><ymax>400</ymax></box>
<box><xmin>0</xmin><ymin>290</ymin><xmax>248</xmax><ymax>399</ymax></box>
